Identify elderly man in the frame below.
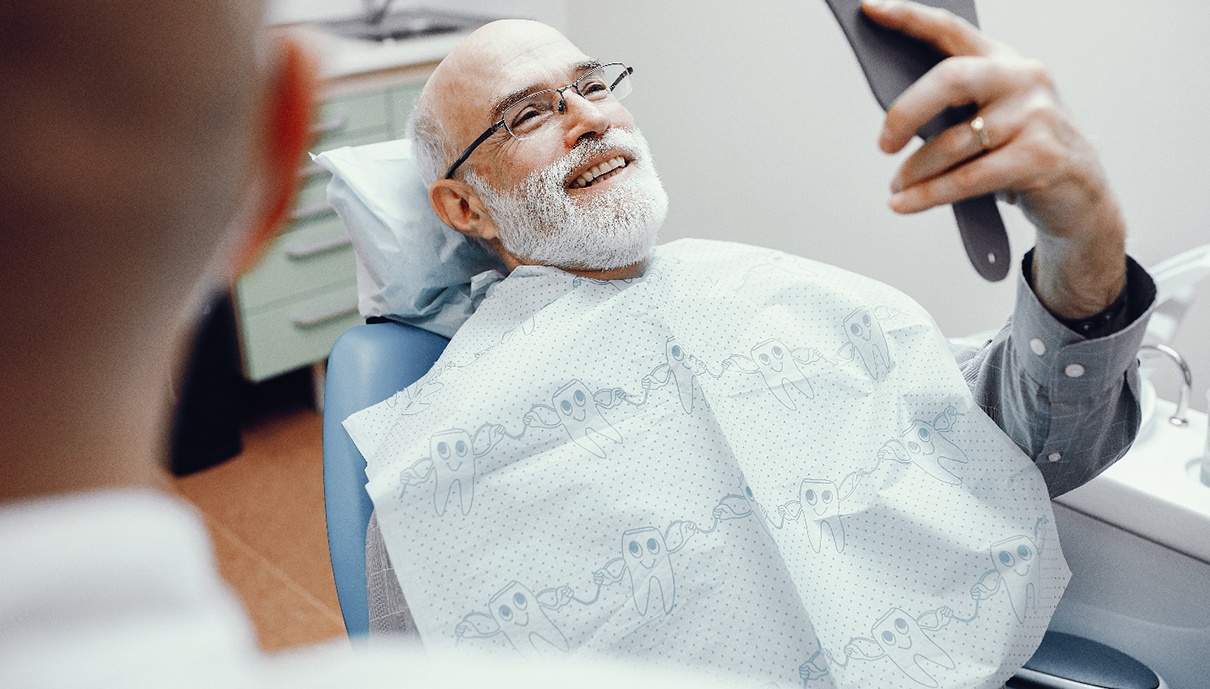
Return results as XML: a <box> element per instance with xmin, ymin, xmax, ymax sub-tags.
<box><xmin>353</xmin><ymin>2</ymin><xmax>1155</xmax><ymax>686</ymax></box>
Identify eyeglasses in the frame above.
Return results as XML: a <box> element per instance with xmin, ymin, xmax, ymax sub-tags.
<box><xmin>443</xmin><ymin>62</ymin><xmax>634</xmax><ymax>179</ymax></box>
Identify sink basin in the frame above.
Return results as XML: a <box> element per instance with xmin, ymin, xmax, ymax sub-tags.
<box><xmin>1056</xmin><ymin>398</ymin><xmax>1210</xmax><ymax>564</ymax></box>
<box><xmin>320</xmin><ymin>9</ymin><xmax>489</xmax><ymax>43</ymax></box>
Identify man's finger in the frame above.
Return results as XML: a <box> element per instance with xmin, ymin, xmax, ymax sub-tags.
<box><xmin>879</xmin><ymin>56</ymin><xmax>1007</xmax><ymax>153</ymax></box>
<box><xmin>861</xmin><ymin>0</ymin><xmax>990</xmax><ymax>59</ymax></box>
<box><xmin>891</xmin><ymin>104</ymin><xmax>1014</xmax><ymax>192</ymax></box>
<box><xmin>888</xmin><ymin>148</ymin><xmax>1019</xmax><ymax>214</ymax></box>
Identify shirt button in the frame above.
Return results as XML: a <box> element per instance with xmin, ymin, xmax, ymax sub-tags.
<box><xmin>1029</xmin><ymin>338</ymin><xmax>1047</xmax><ymax>356</ymax></box>
<box><xmin>1047</xmin><ymin>452</ymin><xmax>1062</xmax><ymax>463</ymax></box>
<box><xmin>1064</xmin><ymin>363</ymin><xmax>1086</xmax><ymax>378</ymax></box>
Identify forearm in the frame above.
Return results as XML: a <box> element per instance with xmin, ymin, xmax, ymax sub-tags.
<box><xmin>954</xmin><ymin>252</ymin><xmax>1156</xmax><ymax>496</ymax></box>
<box><xmin>1027</xmin><ymin>175</ymin><xmax>1128</xmax><ymax>319</ymax></box>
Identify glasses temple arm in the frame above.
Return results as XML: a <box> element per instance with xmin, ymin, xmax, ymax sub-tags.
<box><xmin>444</xmin><ymin>121</ymin><xmax>505</xmax><ymax>179</ymax></box>
<box><xmin>609</xmin><ymin>66</ymin><xmax>633</xmax><ymax>91</ymax></box>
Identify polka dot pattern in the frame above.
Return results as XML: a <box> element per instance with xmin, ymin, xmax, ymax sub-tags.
<box><xmin>344</xmin><ymin>239</ymin><xmax>1069</xmax><ymax>689</ymax></box>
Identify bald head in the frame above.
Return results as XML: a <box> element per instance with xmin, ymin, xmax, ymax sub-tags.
<box><xmin>409</xmin><ymin>20</ymin><xmax>601</xmax><ymax>186</ymax></box>
<box><xmin>431</xmin><ymin>21</ymin><xmax>591</xmax><ymax>152</ymax></box>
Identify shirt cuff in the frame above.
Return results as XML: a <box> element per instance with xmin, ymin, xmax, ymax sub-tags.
<box><xmin>1011</xmin><ymin>252</ymin><xmax>1157</xmax><ymax>404</ymax></box>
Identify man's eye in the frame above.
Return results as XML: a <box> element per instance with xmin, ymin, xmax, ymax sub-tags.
<box><xmin>510</xmin><ymin>108</ymin><xmax>541</xmax><ymax>128</ymax></box>
<box><xmin>580</xmin><ymin>79</ymin><xmax>608</xmax><ymax>96</ymax></box>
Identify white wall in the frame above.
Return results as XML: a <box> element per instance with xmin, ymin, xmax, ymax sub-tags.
<box><xmin>267</xmin><ymin>0</ymin><xmax>565</xmax><ymax>29</ymax></box>
<box><xmin>566</xmin><ymin>1</ymin><xmax>1210</xmax><ymax>411</ymax></box>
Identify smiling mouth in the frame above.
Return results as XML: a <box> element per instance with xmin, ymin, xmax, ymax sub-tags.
<box><xmin>569</xmin><ymin>156</ymin><xmax>629</xmax><ymax>189</ymax></box>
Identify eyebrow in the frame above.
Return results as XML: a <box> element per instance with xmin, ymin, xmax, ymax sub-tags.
<box><xmin>489</xmin><ymin>59</ymin><xmax>604</xmax><ymax>121</ymax></box>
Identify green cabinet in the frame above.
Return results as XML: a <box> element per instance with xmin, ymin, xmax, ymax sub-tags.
<box><xmin>234</xmin><ymin>80</ymin><xmax>426</xmax><ymax>382</ymax></box>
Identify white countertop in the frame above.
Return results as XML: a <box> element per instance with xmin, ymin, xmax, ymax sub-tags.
<box><xmin>1056</xmin><ymin>398</ymin><xmax>1210</xmax><ymax>564</ymax></box>
<box><xmin>285</xmin><ymin>24</ymin><xmax>472</xmax><ymax>79</ymax></box>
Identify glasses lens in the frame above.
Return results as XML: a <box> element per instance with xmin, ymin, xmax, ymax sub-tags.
<box><xmin>502</xmin><ymin>90</ymin><xmax>561</xmax><ymax>140</ymax></box>
<box><xmin>578</xmin><ymin>64</ymin><xmax>632</xmax><ymax>103</ymax></box>
<box><xmin>501</xmin><ymin>64</ymin><xmax>633</xmax><ymax>140</ymax></box>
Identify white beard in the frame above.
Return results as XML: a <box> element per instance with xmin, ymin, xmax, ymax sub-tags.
<box><xmin>466</xmin><ymin>127</ymin><xmax>669</xmax><ymax>271</ymax></box>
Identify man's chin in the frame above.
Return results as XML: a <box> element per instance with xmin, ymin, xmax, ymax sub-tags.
<box><xmin>527</xmin><ymin>241</ymin><xmax>657</xmax><ymax>273</ymax></box>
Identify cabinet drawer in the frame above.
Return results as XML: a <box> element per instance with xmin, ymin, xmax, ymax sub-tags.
<box><xmin>239</xmin><ymin>282</ymin><xmax>362</xmax><ymax>382</ymax></box>
<box><xmin>315</xmin><ymin>90</ymin><xmax>391</xmax><ymax>142</ymax></box>
<box><xmin>237</xmin><ymin>214</ymin><xmax>355</xmax><ymax>312</ymax></box>
<box><xmin>294</xmin><ymin>163</ymin><xmax>331</xmax><ymax>209</ymax></box>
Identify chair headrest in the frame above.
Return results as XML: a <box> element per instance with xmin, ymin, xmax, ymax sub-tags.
<box><xmin>314</xmin><ymin>139</ymin><xmax>505</xmax><ymax>338</ymax></box>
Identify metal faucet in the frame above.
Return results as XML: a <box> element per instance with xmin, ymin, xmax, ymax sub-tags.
<box><xmin>1138</xmin><ymin>344</ymin><xmax>1193</xmax><ymax>427</ymax></box>
<box><xmin>364</xmin><ymin>0</ymin><xmax>397</xmax><ymax>25</ymax></box>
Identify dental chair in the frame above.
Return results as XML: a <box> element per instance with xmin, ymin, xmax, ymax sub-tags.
<box><xmin>314</xmin><ymin>137</ymin><xmax>491</xmax><ymax>637</ymax></box>
<box><xmin>322</xmin><ymin>320</ymin><xmax>448</xmax><ymax>635</ymax></box>
<box><xmin>315</xmin><ymin>139</ymin><xmax>1168</xmax><ymax>686</ymax></box>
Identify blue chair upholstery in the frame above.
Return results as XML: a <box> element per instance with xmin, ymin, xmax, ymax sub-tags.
<box><xmin>322</xmin><ymin>321</ymin><xmax>449</xmax><ymax>636</ymax></box>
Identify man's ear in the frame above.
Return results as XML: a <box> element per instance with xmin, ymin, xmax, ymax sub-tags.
<box><xmin>429</xmin><ymin>178</ymin><xmax>500</xmax><ymax>242</ymax></box>
<box><xmin>234</xmin><ymin>37</ymin><xmax>318</xmax><ymax>274</ymax></box>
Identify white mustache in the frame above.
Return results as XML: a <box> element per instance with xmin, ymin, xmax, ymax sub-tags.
<box><xmin>545</xmin><ymin>130</ymin><xmax>648</xmax><ymax>189</ymax></box>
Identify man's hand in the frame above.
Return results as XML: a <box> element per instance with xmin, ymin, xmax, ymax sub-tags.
<box><xmin>864</xmin><ymin>0</ymin><xmax>1126</xmax><ymax>318</ymax></box>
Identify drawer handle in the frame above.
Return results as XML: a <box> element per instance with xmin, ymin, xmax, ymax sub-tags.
<box><xmin>292</xmin><ymin>300</ymin><xmax>359</xmax><ymax>329</ymax></box>
<box><xmin>285</xmin><ymin>235</ymin><xmax>352</xmax><ymax>260</ymax></box>
<box><xmin>289</xmin><ymin>201</ymin><xmax>335</xmax><ymax>224</ymax></box>
<box><xmin>311</xmin><ymin>115</ymin><xmax>349</xmax><ymax>137</ymax></box>
<box><xmin>297</xmin><ymin>161</ymin><xmax>329</xmax><ymax>180</ymax></box>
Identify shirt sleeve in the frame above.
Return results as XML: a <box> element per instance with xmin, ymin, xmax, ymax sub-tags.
<box><xmin>952</xmin><ymin>253</ymin><xmax>1157</xmax><ymax>497</ymax></box>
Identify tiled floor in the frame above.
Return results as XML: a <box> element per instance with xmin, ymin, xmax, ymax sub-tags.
<box><xmin>171</xmin><ymin>372</ymin><xmax>347</xmax><ymax>652</ymax></box>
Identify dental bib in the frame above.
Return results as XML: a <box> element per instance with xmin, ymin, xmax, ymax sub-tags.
<box><xmin>344</xmin><ymin>239</ymin><xmax>1069</xmax><ymax>689</ymax></box>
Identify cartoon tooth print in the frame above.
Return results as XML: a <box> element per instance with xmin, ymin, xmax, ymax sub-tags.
<box><xmin>714</xmin><ymin>474</ymin><xmax>757</xmax><ymax>521</ymax></box>
<box><xmin>456</xmin><ymin>581</ymin><xmax>570</xmax><ymax>658</ymax></box>
<box><xmin>900</xmin><ymin>420</ymin><xmax>968</xmax><ymax>485</ymax></box>
<box><xmin>665</xmin><ymin>337</ymin><xmax>704</xmax><ymax>415</ymax></box>
<box><xmin>595</xmin><ymin>522</ymin><xmax>696</xmax><ymax>617</ymax></box>
<box><xmin>398</xmin><ymin>428</ymin><xmax>481</xmax><ymax>517</ymax></box>
<box><xmin>843</xmin><ymin>307</ymin><xmax>892</xmax><ymax>382</ymax></box>
<box><xmin>990</xmin><ymin>535</ymin><xmax>1041</xmax><ymax>623</ymax></box>
<box><xmin>751</xmin><ymin>338</ymin><xmax>815</xmax><ymax>410</ymax></box>
<box><xmin>427</xmin><ymin>429</ymin><xmax>477</xmax><ymax>516</ymax></box>
<box><xmin>877</xmin><ymin>407</ymin><xmax>968</xmax><ymax>485</ymax></box>
<box><xmin>552</xmin><ymin>380</ymin><xmax>622</xmax><ymax>458</ymax></box>
<box><xmin>872</xmin><ymin>608</ymin><xmax>955</xmax><ymax>688</ymax></box>
<box><xmin>621</xmin><ymin>527</ymin><xmax>677</xmax><ymax>616</ymax></box>
<box><xmin>799</xmin><ymin>478</ymin><xmax>845</xmax><ymax>553</ymax></box>
<box><xmin>490</xmin><ymin>581</ymin><xmax>570</xmax><ymax>656</ymax></box>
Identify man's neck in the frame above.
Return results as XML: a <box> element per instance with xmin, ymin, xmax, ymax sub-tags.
<box><xmin>563</xmin><ymin>261</ymin><xmax>648</xmax><ymax>280</ymax></box>
<box><xmin>0</xmin><ymin>363</ymin><xmax>170</xmax><ymax>504</ymax></box>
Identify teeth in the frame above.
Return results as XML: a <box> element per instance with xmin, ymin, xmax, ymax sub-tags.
<box><xmin>571</xmin><ymin>156</ymin><xmax>628</xmax><ymax>189</ymax></box>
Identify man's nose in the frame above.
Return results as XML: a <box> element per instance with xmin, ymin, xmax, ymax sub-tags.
<box><xmin>559</xmin><ymin>91</ymin><xmax>611</xmax><ymax>148</ymax></box>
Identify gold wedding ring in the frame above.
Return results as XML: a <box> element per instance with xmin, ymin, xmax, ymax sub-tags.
<box><xmin>970</xmin><ymin>116</ymin><xmax>991</xmax><ymax>151</ymax></box>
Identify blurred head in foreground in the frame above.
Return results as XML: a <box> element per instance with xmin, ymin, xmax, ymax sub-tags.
<box><xmin>0</xmin><ymin>0</ymin><xmax>313</xmax><ymax>501</ymax></box>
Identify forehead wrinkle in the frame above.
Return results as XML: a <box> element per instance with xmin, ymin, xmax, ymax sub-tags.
<box><xmin>488</xmin><ymin>58</ymin><xmax>604</xmax><ymax>121</ymax></box>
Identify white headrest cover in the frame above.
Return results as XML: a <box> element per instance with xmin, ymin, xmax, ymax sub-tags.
<box><xmin>314</xmin><ymin>139</ymin><xmax>505</xmax><ymax>338</ymax></box>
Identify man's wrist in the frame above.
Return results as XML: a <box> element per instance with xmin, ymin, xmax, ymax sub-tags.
<box><xmin>1023</xmin><ymin>249</ymin><xmax>1154</xmax><ymax>339</ymax></box>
